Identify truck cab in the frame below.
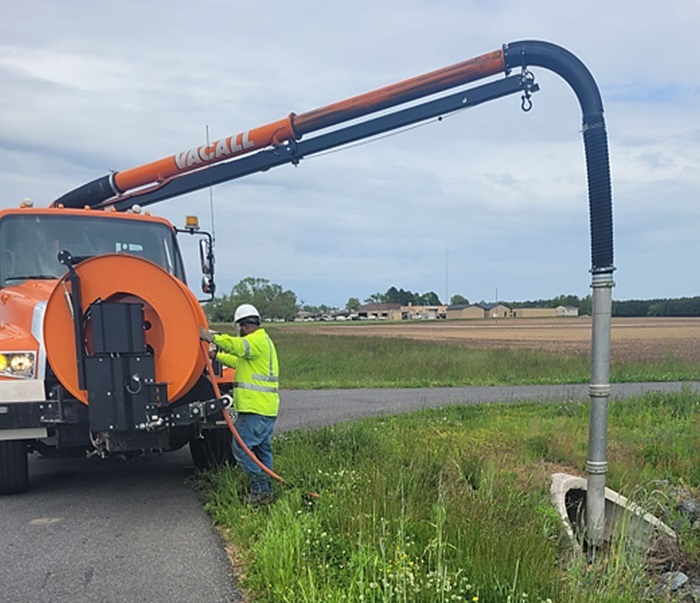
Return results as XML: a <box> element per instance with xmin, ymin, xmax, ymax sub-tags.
<box><xmin>0</xmin><ymin>204</ymin><xmax>232</xmax><ymax>494</ymax></box>
<box><xmin>0</xmin><ymin>207</ymin><xmax>186</xmax><ymax>288</ymax></box>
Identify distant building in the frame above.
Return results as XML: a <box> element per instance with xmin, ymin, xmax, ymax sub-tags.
<box><xmin>481</xmin><ymin>303</ymin><xmax>511</xmax><ymax>319</ymax></box>
<box><xmin>446</xmin><ymin>302</ymin><xmax>512</xmax><ymax>320</ymax></box>
<box><xmin>511</xmin><ymin>307</ymin><xmax>557</xmax><ymax>318</ymax></box>
<box><xmin>357</xmin><ymin>303</ymin><xmax>402</xmax><ymax>321</ymax></box>
<box><xmin>349</xmin><ymin>301</ymin><xmax>579</xmax><ymax>321</ymax></box>
<box><xmin>294</xmin><ymin>311</ymin><xmax>315</xmax><ymax>322</ymax></box>
<box><xmin>509</xmin><ymin>306</ymin><xmax>580</xmax><ymax>318</ymax></box>
<box><xmin>446</xmin><ymin>304</ymin><xmax>484</xmax><ymax>320</ymax></box>
<box><xmin>401</xmin><ymin>304</ymin><xmax>447</xmax><ymax>320</ymax></box>
<box><xmin>556</xmin><ymin>305</ymin><xmax>579</xmax><ymax>317</ymax></box>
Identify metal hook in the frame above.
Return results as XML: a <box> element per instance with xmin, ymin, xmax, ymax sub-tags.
<box><xmin>125</xmin><ymin>373</ymin><xmax>143</xmax><ymax>395</ymax></box>
<box><xmin>519</xmin><ymin>66</ymin><xmax>535</xmax><ymax>112</ymax></box>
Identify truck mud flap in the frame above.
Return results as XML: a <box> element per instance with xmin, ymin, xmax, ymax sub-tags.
<box><xmin>0</xmin><ymin>440</ymin><xmax>29</xmax><ymax>494</ymax></box>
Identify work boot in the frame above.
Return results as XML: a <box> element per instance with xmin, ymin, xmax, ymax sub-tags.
<box><xmin>244</xmin><ymin>490</ymin><xmax>274</xmax><ymax>507</ymax></box>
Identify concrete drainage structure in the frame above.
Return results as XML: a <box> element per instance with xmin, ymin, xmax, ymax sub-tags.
<box><xmin>551</xmin><ymin>473</ymin><xmax>677</xmax><ymax>547</ymax></box>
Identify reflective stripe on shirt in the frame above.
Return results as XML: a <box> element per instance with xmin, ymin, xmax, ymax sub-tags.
<box><xmin>234</xmin><ymin>382</ymin><xmax>279</xmax><ymax>394</ymax></box>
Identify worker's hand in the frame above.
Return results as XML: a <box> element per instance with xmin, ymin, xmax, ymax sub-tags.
<box><xmin>199</xmin><ymin>326</ymin><xmax>216</xmax><ymax>343</ymax></box>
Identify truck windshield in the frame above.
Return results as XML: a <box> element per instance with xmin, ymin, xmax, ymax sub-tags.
<box><xmin>0</xmin><ymin>214</ymin><xmax>186</xmax><ymax>287</ymax></box>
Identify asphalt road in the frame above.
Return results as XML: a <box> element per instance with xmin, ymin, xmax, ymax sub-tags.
<box><xmin>276</xmin><ymin>381</ymin><xmax>700</xmax><ymax>432</ymax></box>
<box><xmin>2</xmin><ymin>381</ymin><xmax>698</xmax><ymax>603</ymax></box>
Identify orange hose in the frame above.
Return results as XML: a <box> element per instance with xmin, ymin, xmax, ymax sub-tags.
<box><xmin>200</xmin><ymin>341</ymin><xmax>319</xmax><ymax>498</ymax></box>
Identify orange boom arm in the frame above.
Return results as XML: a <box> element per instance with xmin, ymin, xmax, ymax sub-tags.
<box><xmin>53</xmin><ymin>49</ymin><xmax>506</xmax><ymax>208</ymax></box>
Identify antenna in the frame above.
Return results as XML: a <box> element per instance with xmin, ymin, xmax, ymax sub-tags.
<box><xmin>445</xmin><ymin>248</ymin><xmax>449</xmax><ymax>305</ymax></box>
<box><xmin>206</xmin><ymin>125</ymin><xmax>216</xmax><ymax>244</ymax></box>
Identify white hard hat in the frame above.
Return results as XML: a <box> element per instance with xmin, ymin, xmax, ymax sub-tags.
<box><xmin>234</xmin><ymin>303</ymin><xmax>261</xmax><ymax>324</ymax></box>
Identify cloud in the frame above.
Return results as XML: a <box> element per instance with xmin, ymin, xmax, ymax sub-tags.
<box><xmin>1</xmin><ymin>0</ymin><xmax>698</xmax><ymax>306</ymax></box>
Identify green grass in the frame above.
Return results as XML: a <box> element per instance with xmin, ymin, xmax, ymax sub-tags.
<box><xmin>198</xmin><ymin>327</ymin><xmax>700</xmax><ymax>601</ymax></box>
<box><xmin>197</xmin><ymin>389</ymin><xmax>700</xmax><ymax>602</ymax></box>
<box><xmin>225</xmin><ymin>325</ymin><xmax>698</xmax><ymax>389</ymax></box>
<box><xmin>277</xmin><ymin>333</ymin><xmax>589</xmax><ymax>389</ymax></box>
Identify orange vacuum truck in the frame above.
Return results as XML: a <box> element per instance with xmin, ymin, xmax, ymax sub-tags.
<box><xmin>0</xmin><ymin>41</ymin><xmax>614</xmax><ymax>495</ymax></box>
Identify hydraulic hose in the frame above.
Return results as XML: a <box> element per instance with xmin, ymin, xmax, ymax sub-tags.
<box><xmin>504</xmin><ymin>39</ymin><xmax>614</xmax><ymax>548</ymax></box>
<box><xmin>503</xmin><ymin>40</ymin><xmax>613</xmax><ymax>273</ymax></box>
<box><xmin>199</xmin><ymin>341</ymin><xmax>319</xmax><ymax>499</ymax></box>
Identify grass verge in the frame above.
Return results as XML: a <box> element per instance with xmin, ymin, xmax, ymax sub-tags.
<box><xmin>254</xmin><ymin>328</ymin><xmax>699</xmax><ymax>389</ymax></box>
<box><xmin>196</xmin><ymin>389</ymin><xmax>700</xmax><ymax>602</ymax></box>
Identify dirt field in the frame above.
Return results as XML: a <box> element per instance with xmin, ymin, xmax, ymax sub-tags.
<box><xmin>294</xmin><ymin>317</ymin><xmax>700</xmax><ymax>363</ymax></box>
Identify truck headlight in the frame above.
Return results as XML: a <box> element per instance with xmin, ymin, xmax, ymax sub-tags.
<box><xmin>0</xmin><ymin>352</ymin><xmax>36</xmax><ymax>378</ymax></box>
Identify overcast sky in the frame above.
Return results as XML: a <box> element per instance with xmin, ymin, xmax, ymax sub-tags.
<box><xmin>1</xmin><ymin>1</ymin><xmax>698</xmax><ymax>308</ymax></box>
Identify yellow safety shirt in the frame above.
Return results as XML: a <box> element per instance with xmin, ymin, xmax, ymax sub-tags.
<box><xmin>213</xmin><ymin>327</ymin><xmax>279</xmax><ymax>417</ymax></box>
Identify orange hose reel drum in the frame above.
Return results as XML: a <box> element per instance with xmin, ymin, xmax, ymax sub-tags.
<box><xmin>44</xmin><ymin>254</ymin><xmax>207</xmax><ymax>405</ymax></box>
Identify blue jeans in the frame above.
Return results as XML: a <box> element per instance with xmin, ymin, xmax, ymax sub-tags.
<box><xmin>232</xmin><ymin>413</ymin><xmax>276</xmax><ymax>494</ymax></box>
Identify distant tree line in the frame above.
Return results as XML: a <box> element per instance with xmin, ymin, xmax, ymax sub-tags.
<box><xmin>612</xmin><ymin>297</ymin><xmax>700</xmax><ymax>317</ymax></box>
<box><xmin>502</xmin><ymin>295</ymin><xmax>700</xmax><ymax>317</ymax></box>
<box><xmin>205</xmin><ymin>278</ymin><xmax>700</xmax><ymax>322</ymax></box>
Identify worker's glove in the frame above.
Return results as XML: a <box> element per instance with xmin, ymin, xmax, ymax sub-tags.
<box><xmin>199</xmin><ymin>326</ymin><xmax>216</xmax><ymax>343</ymax></box>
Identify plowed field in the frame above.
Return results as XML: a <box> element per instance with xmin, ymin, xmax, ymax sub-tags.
<box><xmin>297</xmin><ymin>317</ymin><xmax>700</xmax><ymax>362</ymax></box>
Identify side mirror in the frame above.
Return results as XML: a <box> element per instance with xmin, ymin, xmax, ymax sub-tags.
<box><xmin>199</xmin><ymin>239</ymin><xmax>213</xmax><ymax>275</ymax></box>
<box><xmin>201</xmin><ymin>274</ymin><xmax>216</xmax><ymax>295</ymax></box>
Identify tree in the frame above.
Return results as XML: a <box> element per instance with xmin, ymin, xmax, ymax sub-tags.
<box><xmin>364</xmin><ymin>292</ymin><xmax>388</xmax><ymax>304</ymax></box>
<box><xmin>302</xmin><ymin>303</ymin><xmax>336</xmax><ymax>315</ymax></box>
<box><xmin>370</xmin><ymin>286</ymin><xmax>443</xmax><ymax>306</ymax></box>
<box><xmin>579</xmin><ymin>294</ymin><xmax>592</xmax><ymax>316</ymax></box>
<box><xmin>388</xmin><ymin>287</ymin><xmax>417</xmax><ymax>305</ymax></box>
<box><xmin>204</xmin><ymin>293</ymin><xmax>237</xmax><ymax>323</ymax></box>
<box><xmin>552</xmin><ymin>294</ymin><xmax>584</xmax><ymax>309</ymax></box>
<box><xmin>346</xmin><ymin>297</ymin><xmax>360</xmax><ymax>312</ymax></box>
<box><xmin>415</xmin><ymin>291</ymin><xmax>441</xmax><ymax>305</ymax></box>
<box><xmin>205</xmin><ymin>277</ymin><xmax>299</xmax><ymax>322</ymax></box>
<box><xmin>385</xmin><ymin>286</ymin><xmax>402</xmax><ymax>304</ymax></box>
<box><xmin>450</xmin><ymin>294</ymin><xmax>469</xmax><ymax>306</ymax></box>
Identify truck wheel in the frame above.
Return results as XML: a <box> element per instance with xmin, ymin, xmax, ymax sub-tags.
<box><xmin>189</xmin><ymin>429</ymin><xmax>234</xmax><ymax>470</ymax></box>
<box><xmin>0</xmin><ymin>440</ymin><xmax>29</xmax><ymax>495</ymax></box>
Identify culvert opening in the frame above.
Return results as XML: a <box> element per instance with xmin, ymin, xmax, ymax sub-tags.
<box><xmin>552</xmin><ymin>473</ymin><xmax>677</xmax><ymax>550</ymax></box>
